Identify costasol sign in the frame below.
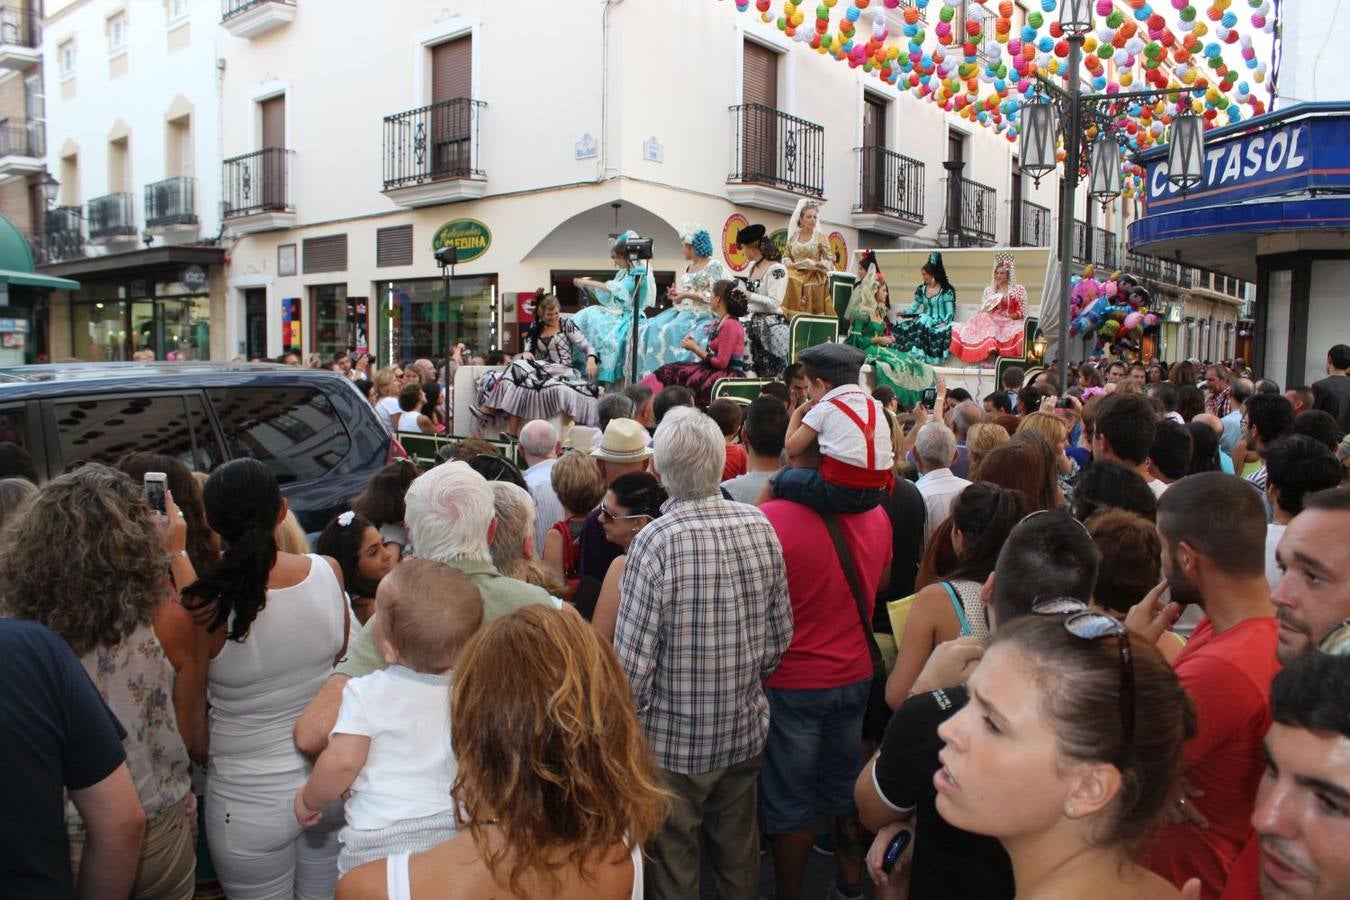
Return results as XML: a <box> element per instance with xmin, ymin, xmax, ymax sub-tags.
<box><xmin>432</xmin><ymin>219</ymin><xmax>491</xmax><ymax>264</ymax></box>
<box><xmin>1144</xmin><ymin>121</ymin><xmax>1312</xmax><ymax>209</ymax></box>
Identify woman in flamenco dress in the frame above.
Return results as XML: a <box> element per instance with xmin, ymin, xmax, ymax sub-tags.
<box><xmin>892</xmin><ymin>251</ymin><xmax>956</xmax><ymax>365</ymax></box>
<box><xmin>570</xmin><ymin>230</ymin><xmax>655</xmax><ymax>384</ymax></box>
<box><xmin>845</xmin><ymin>252</ymin><xmax>933</xmax><ymax>407</ymax></box>
<box><xmin>638</xmin><ymin>225</ymin><xmax>724</xmax><ymax>376</ymax></box>
<box><xmin>780</xmin><ymin>199</ymin><xmax>835</xmax><ymax>317</ymax></box>
<box><xmin>950</xmin><ymin>251</ymin><xmax>1027</xmax><ymax>363</ymax></box>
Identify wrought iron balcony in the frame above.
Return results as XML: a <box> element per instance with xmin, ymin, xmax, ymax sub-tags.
<box><xmin>0</xmin><ymin>118</ymin><xmax>43</xmax><ymax>177</ymax></box>
<box><xmin>87</xmin><ymin>193</ymin><xmax>136</xmax><ymax>241</ymax></box>
<box><xmin>947</xmin><ymin>176</ymin><xmax>996</xmax><ymax>246</ymax></box>
<box><xmin>0</xmin><ymin>6</ymin><xmax>40</xmax><ymax>71</ymax></box>
<box><xmin>383</xmin><ymin>98</ymin><xmax>486</xmax><ymax>205</ymax></box>
<box><xmin>1013</xmin><ymin>200</ymin><xmax>1051</xmax><ymax>247</ymax></box>
<box><xmin>1094</xmin><ymin>227</ymin><xmax>1118</xmax><ymax>271</ymax></box>
<box><xmin>1072</xmin><ymin>220</ymin><xmax>1092</xmax><ymax>264</ymax></box>
<box><xmin>223</xmin><ymin>147</ymin><xmax>293</xmax><ymax>218</ymax></box>
<box><xmin>43</xmin><ymin>206</ymin><xmax>84</xmax><ymax>263</ymax></box>
<box><xmin>729</xmin><ymin>103</ymin><xmax>825</xmax><ymax>203</ymax></box>
<box><xmin>854</xmin><ymin>146</ymin><xmax>924</xmax><ymax>224</ymax></box>
<box><xmin>145</xmin><ymin>177</ymin><xmax>197</xmax><ymax>228</ymax></box>
<box><xmin>221</xmin><ymin>0</ymin><xmax>295</xmax><ymax>38</ymax></box>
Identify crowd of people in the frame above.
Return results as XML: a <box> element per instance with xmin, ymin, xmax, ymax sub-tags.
<box><xmin>3</xmin><ymin>335</ymin><xmax>1350</xmax><ymax>900</ymax></box>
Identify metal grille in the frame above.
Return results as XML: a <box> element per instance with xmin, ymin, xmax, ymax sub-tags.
<box><xmin>729</xmin><ymin>103</ymin><xmax>825</xmax><ymax>197</ymax></box>
<box><xmin>855</xmin><ymin>146</ymin><xmax>924</xmax><ymax>223</ymax></box>
<box><xmin>1013</xmin><ymin>200</ymin><xmax>1051</xmax><ymax>247</ymax></box>
<box><xmin>1093</xmin><ymin>226</ymin><xmax>1118</xmax><ymax>271</ymax></box>
<box><xmin>0</xmin><ymin>118</ymin><xmax>43</xmax><ymax>157</ymax></box>
<box><xmin>303</xmin><ymin>234</ymin><xmax>347</xmax><ymax>275</ymax></box>
<box><xmin>221</xmin><ymin>0</ymin><xmax>294</xmax><ymax>21</ymax></box>
<box><xmin>376</xmin><ymin>225</ymin><xmax>414</xmax><ymax>268</ymax></box>
<box><xmin>145</xmin><ymin>177</ymin><xmax>196</xmax><ymax>227</ymax></box>
<box><xmin>87</xmin><ymin>193</ymin><xmax>135</xmax><ymax>239</ymax></box>
<box><xmin>0</xmin><ymin>6</ymin><xmax>40</xmax><ymax>47</ymax></box>
<box><xmin>954</xmin><ymin>177</ymin><xmax>996</xmax><ymax>246</ymax></box>
<box><xmin>223</xmin><ymin>147</ymin><xmax>292</xmax><ymax>217</ymax></box>
<box><xmin>382</xmin><ymin>98</ymin><xmax>485</xmax><ymax>190</ymax></box>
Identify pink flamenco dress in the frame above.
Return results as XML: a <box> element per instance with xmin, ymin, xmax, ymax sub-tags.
<box><xmin>950</xmin><ymin>283</ymin><xmax>1026</xmax><ymax>363</ymax></box>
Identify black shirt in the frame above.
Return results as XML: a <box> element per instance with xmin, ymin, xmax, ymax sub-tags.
<box><xmin>874</xmin><ymin>478</ymin><xmax>926</xmax><ymax>634</ymax></box>
<box><xmin>0</xmin><ymin>619</ymin><xmax>128</xmax><ymax>899</ymax></box>
<box><xmin>873</xmin><ymin>685</ymin><xmax>1015</xmax><ymax>900</ymax></box>
<box><xmin>577</xmin><ymin>505</ymin><xmax>623</xmax><ymax>584</ymax></box>
<box><xmin>1312</xmin><ymin>373</ymin><xmax>1350</xmax><ymax>435</ymax></box>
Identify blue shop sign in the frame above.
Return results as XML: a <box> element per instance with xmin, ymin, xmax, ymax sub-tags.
<box><xmin>1143</xmin><ymin>114</ymin><xmax>1350</xmax><ymax>213</ymax></box>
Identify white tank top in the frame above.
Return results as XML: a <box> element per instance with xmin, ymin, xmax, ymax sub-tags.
<box><xmin>384</xmin><ymin>843</ymin><xmax>644</xmax><ymax>899</ymax></box>
<box><xmin>396</xmin><ymin>410</ymin><xmax>423</xmax><ymax>432</ymax></box>
<box><xmin>207</xmin><ymin>554</ymin><xmax>345</xmax><ymax>777</ymax></box>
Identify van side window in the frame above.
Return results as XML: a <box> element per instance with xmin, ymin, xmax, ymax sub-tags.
<box><xmin>208</xmin><ymin>386</ymin><xmax>351</xmax><ymax>484</ymax></box>
<box><xmin>54</xmin><ymin>394</ymin><xmax>223</xmax><ymax>472</ymax></box>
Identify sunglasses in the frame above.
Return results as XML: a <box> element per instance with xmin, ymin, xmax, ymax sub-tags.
<box><xmin>599</xmin><ymin>502</ymin><xmax>650</xmax><ymax>524</ymax></box>
<box><xmin>1031</xmin><ymin>597</ymin><xmax>1135</xmax><ymax>766</ymax></box>
<box><xmin>1319</xmin><ymin>618</ymin><xmax>1350</xmax><ymax>657</ymax></box>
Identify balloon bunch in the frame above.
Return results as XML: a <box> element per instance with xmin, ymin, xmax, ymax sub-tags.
<box><xmin>1068</xmin><ymin>266</ymin><xmax>1160</xmax><ymax>356</ymax></box>
<box><xmin>727</xmin><ymin>0</ymin><xmax>1268</xmax><ymax>196</ymax></box>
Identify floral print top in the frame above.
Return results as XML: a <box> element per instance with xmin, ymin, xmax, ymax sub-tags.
<box><xmin>66</xmin><ymin>622</ymin><xmax>191</xmax><ymax>834</ymax></box>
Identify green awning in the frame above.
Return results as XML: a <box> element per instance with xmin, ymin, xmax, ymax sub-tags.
<box><xmin>0</xmin><ymin>268</ymin><xmax>80</xmax><ymax>291</ymax></box>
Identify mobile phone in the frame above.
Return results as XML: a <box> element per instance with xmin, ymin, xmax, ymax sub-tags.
<box><xmin>921</xmin><ymin>388</ymin><xmax>938</xmax><ymax>409</ymax></box>
<box><xmin>882</xmin><ymin>829</ymin><xmax>912</xmax><ymax>874</ymax></box>
<box><xmin>144</xmin><ymin>472</ymin><xmax>168</xmax><ymax>517</ymax></box>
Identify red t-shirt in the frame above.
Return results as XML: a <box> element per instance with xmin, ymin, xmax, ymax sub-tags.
<box><xmin>722</xmin><ymin>443</ymin><xmax>747</xmax><ymax>482</ymax></box>
<box><xmin>1141</xmin><ymin>615</ymin><xmax>1280</xmax><ymax>900</ymax></box>
<box><xmin>760</xmin><ymin>500</ymin><xmax>892</xmax><ymax>690</ymax></box>
<box><xmin>1217</xmin><ymin>836</ymin><xmax>1260</xmax><ymax>900</ymax></box>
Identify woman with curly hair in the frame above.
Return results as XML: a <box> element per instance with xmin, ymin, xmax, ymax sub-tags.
<box><xmin>0</xmin><ymin>464</ymin><xmax>197</xmax><ymax>898</ymax></box>
<box><xmin>337</xmin><ymin>605</ymin><xmax>669</xmax><ymax>899</ymax></box>
<box><xmin>174</xmin><ymin>458</ymin><xmax>351</xmax><ymax>899</ymax></box>
<box><xmin>638</xmin><ymin>225</ymin><xmax>727</xmax><ymax>375</ymax></box>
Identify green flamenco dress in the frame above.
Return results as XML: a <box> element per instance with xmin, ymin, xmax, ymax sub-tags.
<box><xmin>847</xmin><ymin>316</ymin><xmax>932</xmax><ymax>407</ymax></box>
<box><xmin>893</xmin><ymin>284</ymin><xmax>955</xmax><ymax>365</ymax></box>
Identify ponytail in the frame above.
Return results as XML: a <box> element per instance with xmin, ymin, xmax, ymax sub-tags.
<box><xmin>182</xmin><ymin>458</ymin><xmax>282</xmax><ymax>642</ymax></box>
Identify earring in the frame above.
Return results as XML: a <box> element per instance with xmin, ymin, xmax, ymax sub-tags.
<box><xmin>1065</xmin><ymin>804</ymin><xmax>1075</xmax><ymax>816</ymax></box>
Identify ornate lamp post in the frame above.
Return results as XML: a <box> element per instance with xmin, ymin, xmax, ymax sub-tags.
<box><xmin>1020</xmin><ymin>0</ymin><xmax>1205</xmax><ymax>389</ymax></box>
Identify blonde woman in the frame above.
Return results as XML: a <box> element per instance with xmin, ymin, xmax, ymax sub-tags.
<box><xmin>1019</xmin><ymin>410</ymin><xmax>1079</xmax><ymax>503</ymax></box>
<box><xmin>965</xmin><ymin>422</ymin><xmax>1010</xmax><ymax>473</ymax></box>
<box><xmin>781</xmin><ymin>199</ymin><xmax>835</xmax><ymax>317</ymax></box>
<box><xmin>372</xmin><ymin>366</ymin><xmax>403</xmax><ymax>428</ymax></box>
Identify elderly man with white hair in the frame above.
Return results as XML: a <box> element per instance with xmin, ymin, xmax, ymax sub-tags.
<box><xmin>913</xmin><ymin>420</ymin><xmax>970</xmax><ymax>546</ymax></box>
<box><xmin>293</xmin><ymin>462</ymin><xmax>554</xmax><ymax>756</ymax></box>
<box><xmin>518</xmin><ymin>419</ymin><xmax>564</xmax><ymax>550</ymax></box>
<box><xmin>615</xmin><ymin>407</ymin><xmax>792</xmax><ymax>900</ymax></box>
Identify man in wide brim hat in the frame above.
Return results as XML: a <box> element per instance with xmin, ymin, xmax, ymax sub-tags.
<box><xmin>591</xmin><ymin>417</ymin><xmax>654</xmax><ymax>464</ymax></box>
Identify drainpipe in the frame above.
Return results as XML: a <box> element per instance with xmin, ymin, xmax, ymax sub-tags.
<box><xmin>599</xmin><ymin>0</ymin><xmax>624</xmax><ymax>183</ymax></box>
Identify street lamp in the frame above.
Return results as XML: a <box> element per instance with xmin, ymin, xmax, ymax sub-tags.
<box><xmin>1166</xmin><ymin>110</ymin><xmax>1206</xmax><ymax>192</ymax></box>
<box><xmin>41</xmin><ymin>173</ymin><xmax>59</xmax><ymax>209</ymax></box>
<box><xmin>1019</xmin><ymin>11</ymin><xmax>1202</xmax><ymax>391</ymax></box>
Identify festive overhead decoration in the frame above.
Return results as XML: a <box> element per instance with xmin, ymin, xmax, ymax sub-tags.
<box><xmin>723</xmin><ymin>0</ymin><xmax>1270</xmax><ymax>197</ymax></box>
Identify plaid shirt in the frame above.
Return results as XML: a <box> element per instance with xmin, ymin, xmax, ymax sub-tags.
<box><xmin>615</xmin><ymin>495</ymin><xmax>792</xmax><ymax>775</ymax></box>
<box><xmin>1206</xmin><ymin>385</ymin><xmax>1232</xmax><ymax>419</ymax></box>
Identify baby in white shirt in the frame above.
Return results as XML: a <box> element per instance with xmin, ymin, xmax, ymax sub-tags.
<box><xmin>295</xmin><ymin>558</ymin><xmax>483</xmax><ymax>875</ymax></box>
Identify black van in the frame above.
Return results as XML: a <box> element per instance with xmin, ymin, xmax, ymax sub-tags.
<box><xmin>0</xmin><ymin>363</ymin><xmax>400</xmax><ymax>532</ymax></box>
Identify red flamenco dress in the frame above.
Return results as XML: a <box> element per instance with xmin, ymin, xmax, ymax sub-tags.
<box><xmin>950</xmin><ymin>283</ymin><xmax>1026</xmax><ymax>363</ymax></box>
<box><xmin>640</xmin><ymin>316</ymin><xmax>746</xmax><ymax>407</ymax></box>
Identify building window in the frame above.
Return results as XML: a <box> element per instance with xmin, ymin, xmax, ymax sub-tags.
<box><xmin>167</xmin><ymin>0</ymin><xmax>189</xmax><ymax>24</ymax></box>
<box><xmin>59</xmin><ymin>41</ymin><xmax>76</xmax><ymax>79</ymax></box>
<box><xmin>108</xmin><ymin>15</ymin><xmax>128</xmax><ymax>55</ymax></box>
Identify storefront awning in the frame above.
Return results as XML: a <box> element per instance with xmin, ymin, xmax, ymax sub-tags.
<box><xmin>0</xmin><ymin>267</ymin><xmax>80</xmax><ymax>291</ymax></box>
<box><xmin>36</xmin><ymin>245</ymin><xmax>224</xmax><ymax>279</ymax></box>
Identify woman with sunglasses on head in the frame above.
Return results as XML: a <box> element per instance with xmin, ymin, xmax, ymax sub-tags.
<box><xmin>934</xmin><ymin>611</ymin><xmax>1197</xmax><ymax>899</ymax></box>
<box><xmin>590</xmin><ymin>472</ymin><xmax>667</xmax><ymax>642</ymax></box>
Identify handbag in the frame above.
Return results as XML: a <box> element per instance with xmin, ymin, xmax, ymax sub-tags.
<box><xmin>820</xmin><ymin>513</ymin><xmax>892</xmax><ymax>741</ymax></box>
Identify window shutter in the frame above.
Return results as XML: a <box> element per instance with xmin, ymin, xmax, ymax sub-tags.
<box><xmin>742</xmin><ymin>41</ymin><xmax>778</xmax><ymax>108</ymax></box>
<box><xmin>376</xmin><ymin>225</ymin><xmax>413</xmax><ymax>268</ymax></box>
<box><xmin>432</xmin><ymin>37</ymin><xmax>472</xmax><ymax>104</ymax></box>
<box><xmin>261</xmin><ymin>95</ymin><xmax>285</xmax><ymax>148</ymax></box>
<box><xmin>303</xmin><ymin>234</ymin><xmax>347</xmax><ymax>274</ymax></box>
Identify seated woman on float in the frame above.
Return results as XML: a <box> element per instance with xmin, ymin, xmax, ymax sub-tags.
<box><xmin>639</xmin><ymin>280</ymin><xmax>747</xmax><ymax>407</ymax></box>
<box><xmin>950</xmin><ymin>251</ymin><xmax>1027</xmax><ymax>363</ymax></box>
<box><xmin>570</xmin><ymin>230</ymin><xmax>654</xmax><ymax>384</ymax></box>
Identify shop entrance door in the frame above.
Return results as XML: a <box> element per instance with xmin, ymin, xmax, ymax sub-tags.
<box><xmin>245</xmin><ymin>289</ymin><xmax>267</xmax><ymax>360</ymax></box>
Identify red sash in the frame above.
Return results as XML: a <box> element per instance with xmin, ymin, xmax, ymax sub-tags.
<box><xmin>820</xmin><ymin>396</ymin><xmax>894</xmax><ymax>490</ymax></box>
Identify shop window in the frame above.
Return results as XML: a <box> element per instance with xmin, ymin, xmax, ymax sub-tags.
<box><xmin>53</xmin><ymin>393</ymin><xmax>222</xmax><ymax>472</ymax></box>
<box><xmin>310</xmin><ymin>284</ymin><xmax>350</xmax><ymax>361</ymax></box>
<box><xmin>377</xmin><ymin>275</ymin><xmax>499</xmax><ymax>366</ymax></box>
<box><xmin>207</xmin><ymin>386</ymin><xmax>351</xmax><ymax>484</ymax></box>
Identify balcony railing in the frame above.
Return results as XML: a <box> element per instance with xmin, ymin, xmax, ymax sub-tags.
<box><xmin>223</xmin><ymin>147</ymin><xmax>293</xmax><ymax>218</ymax></box>
<box><xmin>1094</xmin><ymin>226</ymin><xmax>1118</xmax><ymax>271</ymax></box>
<box><xmin>221</xmin><ymin>0</ymin><xmax>293</xmax><ymax>20</ymax></box>
<box><xmin>1013</xmin><ymin>199</ymin><xmax>1051</xmax><ymax>247</ymax></box>
<box><xmin>0</xmin><ymin>117</ymin><xmax>41</xmax><ymax>157</ymax></box>
<box><xmin>0</xmin><ymin>6</ymin><xmax>40</xmax><ymax>49</ymax></box>
<box><xmin>145</xmin><ymin>176</ymin><xmax>197</xmax><ymax>228</ymax></box>
<box><xmin>729</xmin><ymin>103</ymin><xmax>825</xmax><ymax>198</ymax></box>
<box><xmin>382</xmin><ymin>97</ymin><xmax>485</xmax><ymax>190</ymax></box>
<box><xmin>87</xmin><ymin>193</ymin><xmax>135</xmax><ymax>240</ymax></box>
<box><xmin>948</xmin><ymin>176</ymin><xmax>996</xmax><ymax>246</ymax></box>
<box><xmin>1072</xmin><ymin>220</ymin><xmax>1091</xmax><ymax>264</ymax></box>
<box><xmin>855</xmin><ymin>146</ymin><xmax>924</xmax><ymax>223</ymax></box>
<box><xmin>43</xmin><ymin>206</ymin><xmax>83</xmax><ymax>262</ymax></box>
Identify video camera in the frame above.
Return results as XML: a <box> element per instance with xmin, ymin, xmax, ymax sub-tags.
<box><xmin>621</xmin><ymin>236</ymin><xmax>654</xmax><ymax>261</ymax></box>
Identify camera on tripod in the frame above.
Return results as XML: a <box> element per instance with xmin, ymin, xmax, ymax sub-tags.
<box><xmin>621</xmin><ymin>237</ymin><xmax>654</xmax><ymax>262</ymax></box>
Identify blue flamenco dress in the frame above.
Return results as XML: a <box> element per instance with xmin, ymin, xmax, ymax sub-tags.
<box><xmin>570</xmin><ymin>266</ymin><xmax>654</xmax><ymax>384</ymax></box>
<box><xmin>637</xmin><ymin>258</ymin><xmax>726</xmax><ymax>377</ymax></box>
